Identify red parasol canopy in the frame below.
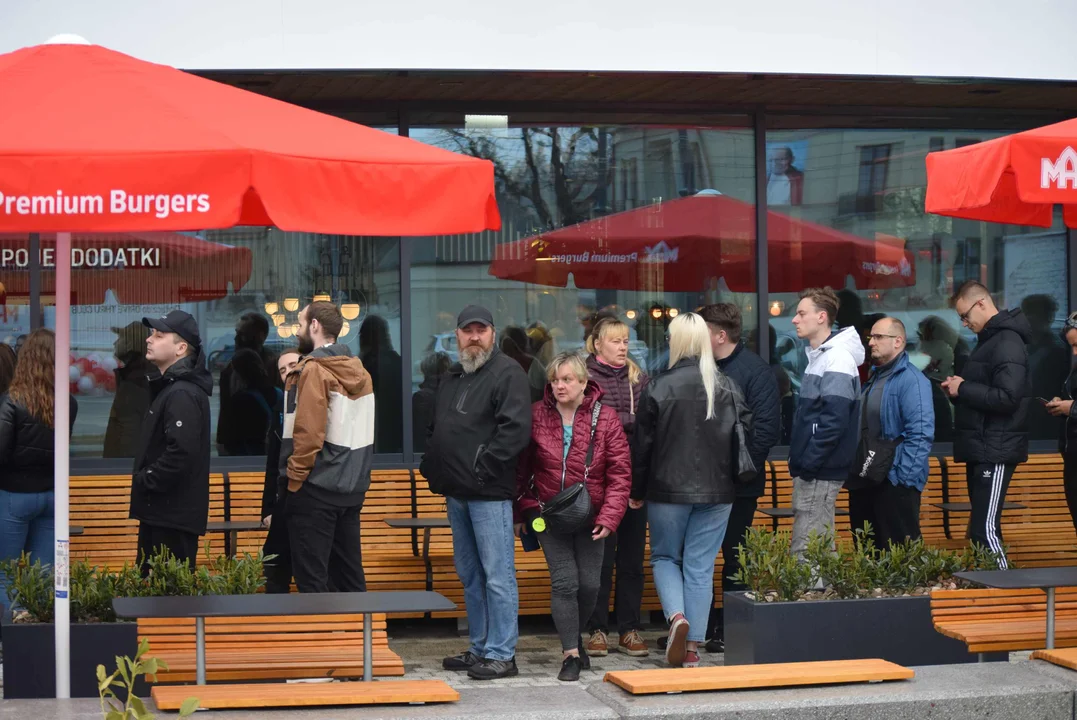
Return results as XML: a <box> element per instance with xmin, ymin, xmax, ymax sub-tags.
<box><xmin>926</xmin><ymin>119</ymin><xmax>1077</xmax><ymax>228</ymax></box>
<box><xmin>0</xmin><ymin>232</ymin><xmax>252</xmax><ymax>304</ymax></box>
<box><xmin>489</xmin><ymin>194</ymin><xmax>914</xmax><ymax>293</ymax></box>
<box><xmin>0</xmin><ymin>42</ymin><xmax>500</xmax><ymax>235</ymax></box>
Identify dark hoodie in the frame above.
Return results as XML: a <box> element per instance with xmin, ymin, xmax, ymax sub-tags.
<box><xmin>129</xmin><ymin>350</ymin><xmax>214</xmax><ymax>536</ymax></box>
<box><xmin>280</xmin><ymin>344</ymin><xmax>374</xmax><ymax>507</ymax></box>
<box><xmin>953</xmin><ymin>308</ymin><xmax>1033</xmax><ymax>465</ymax></box>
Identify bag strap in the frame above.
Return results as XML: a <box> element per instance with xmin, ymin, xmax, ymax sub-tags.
<box><xmin>582</xmin><ymin>401</ymin><xmax>602</xmax><ymax>481</ymax></box>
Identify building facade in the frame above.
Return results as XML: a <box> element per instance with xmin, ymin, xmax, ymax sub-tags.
<box><xmin>2</xmin><ymin>2</ymin><xmax>1075</xmax><ymax>467</ymax></box>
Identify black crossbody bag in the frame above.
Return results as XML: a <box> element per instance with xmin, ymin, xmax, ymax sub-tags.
<box><xmin>853</xmin><ymin>377</ymin><xmax>903</xmax><ymax>485</ymax></box>
<box><xmin>531</xmin><ymin>402</ymin><xmax>601</xmax><ymax>535</ymax></box>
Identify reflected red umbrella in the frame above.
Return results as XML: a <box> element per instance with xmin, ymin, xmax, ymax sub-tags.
<box><xmin>0</xmin><ymin>232</ymin><xmax>251</xmax><ymax>304</ymax></box>
<box><xmin>490</xmin><ymin>194</ymin><xmax>914</xmax><ymax>292</ymax></box>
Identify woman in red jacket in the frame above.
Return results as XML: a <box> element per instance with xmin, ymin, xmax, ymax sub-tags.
<box><xmin>515</xmin><ymin>352</ymin><xmax>631</xmax><ymax>682</ymax></box>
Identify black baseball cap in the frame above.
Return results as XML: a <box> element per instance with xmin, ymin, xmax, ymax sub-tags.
<box><xmin>143</xmin><ymin>310</ymin><xmax>201</xmax><ymax>348</ymax></box>
<box><xmin>457</xmin><ymin>305</ymin><xmax>494</xmax><ymax>330</ymax></box>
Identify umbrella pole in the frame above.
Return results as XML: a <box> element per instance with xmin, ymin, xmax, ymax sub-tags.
<box><xmin>53</xmin><ymin>231</ymin><xmax>71</xmax><ymax>698</ymax></box>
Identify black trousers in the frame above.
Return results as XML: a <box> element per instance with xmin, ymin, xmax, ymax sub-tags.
<box><xmin>1065</xmin><ymin>451</ymin><xmax>1077</xmax><ymax>536</ymax></box>
<box><xmin>847</xmin><ymin>482</ymin><xmax>922</xmax><ymax>551</ymax></box>
<box><xmin>137</xmin><ymin>523</ymin><xmax>198</xmax><ymax>576</ymax></box>
<box><xmin>285</xmin><ymin>487</ymin><xmax>367</xmax><ymax>593</ymax></box>
<box><xmin>707</xmin><ymin>496</ymin><xmax>758</xmax><ymax>641</ymax></box>
<box><xmin>262</xmin><ymin>515</ymin><xmax>293</xmax><ymax>594</ymax></box>
<box><xmin>587</xmin><ymin>505</ymin><xmax>647</xmax><ymax>636</ymax></box>
<box><xmin>966</xmin><ymin>463</ymin><xmax>1015</xmax><ymax>570</ymax></box>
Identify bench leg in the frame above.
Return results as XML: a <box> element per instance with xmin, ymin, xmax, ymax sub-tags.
<box><xmin>196</xmin><ymin>616</ymin><xmax>206</xmax><ymax>685</ymax></box>
<box><xmin>363</xmin><ymin>612</ymin><xmax>373</xmax><ymax>682</ymax></box>
<box><xmin>977</xmin><ymin>653</ymin><xmax>985</xmax><ymax>663</ymax></box>
<box><xmin>1047</xmin><ymin>587</ymin><xmax>1056</xmax><ymax>650</ymax></box>
<box><xmin>457</xmin><ymin>616</ymin><xmax>469</xmax><ymax>637</ymax></box>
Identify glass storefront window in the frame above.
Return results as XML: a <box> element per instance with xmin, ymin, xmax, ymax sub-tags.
<box><xmin>765</xmin><ymin>128</ymin><xmax>1069</xmax><ymax>443</ymax></box>
<box><xmin>30</xmin><ymin>230</ymin><xmax>401</xmax><ymax>457</ymax></box>
<box><xmin>408</xmin><ymin>122</ymin><xmax>758</xmax><ymax>451</ymax></box>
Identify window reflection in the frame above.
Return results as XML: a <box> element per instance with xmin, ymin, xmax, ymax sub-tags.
<box><xmin>765</xmin><ymin>128</ymin><xmax>1069</xmax><ymax>443</ymax></box>
<box><xmin>408</xmin><ymin>123</ymin><xmax>759</xmax><ymax>416</ymax></box>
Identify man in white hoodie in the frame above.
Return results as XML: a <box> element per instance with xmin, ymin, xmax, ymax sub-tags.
<box><xmin>788</xmin><ymin>287</ymin><xmax>865</xmax><ymax>559</ymax></box>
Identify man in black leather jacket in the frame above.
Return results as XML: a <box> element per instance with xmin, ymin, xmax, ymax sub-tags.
<box><xmin>130</xmin><ymin>310</ymin><xmax>212</xmax><ymax>575</ymax></box>
<box><xmin>943</xmin><ymin>282</ymin><xmax>1031</xmax><ymax>569</ymax></box>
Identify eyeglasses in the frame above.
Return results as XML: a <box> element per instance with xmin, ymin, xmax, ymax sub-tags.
<box><xmin>866</xmin><ymin>334</ymin><xmax>900</xmax><ymax>342</ymax></box>
<box><xmin>959</xmin><ymin>299</ymin><xmax>984</xmax><ymax>326</ymax></box>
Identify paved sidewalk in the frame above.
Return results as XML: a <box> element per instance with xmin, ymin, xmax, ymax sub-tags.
<box><xmin>388</xmin><ymin>625</ymin><xmax>711</xmax><ymax>689</ymax></box>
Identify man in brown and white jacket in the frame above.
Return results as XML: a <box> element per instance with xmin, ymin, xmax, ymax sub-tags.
<box><xmin>281</xmin><ymin>301</ymin><xmax>374</xmax><ymax>593</ymax></box>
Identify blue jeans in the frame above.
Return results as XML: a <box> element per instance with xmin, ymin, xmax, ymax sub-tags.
<box><xmin>0</xmin><ymin>489</ymin><xmax>55</xmax><ymax>616</ymax></box>
<box><xmin>648</xmin><ymin>501</ymin><xmax>732</xmax><ymax>643</ymax></box>
<box><xmin>446</xmin><ymin>496</ymin><xmax>519</xmax><ymax>661</ymax></box>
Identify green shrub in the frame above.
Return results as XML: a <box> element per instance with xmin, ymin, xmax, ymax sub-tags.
<box><xmin>2</xmin><ymin>544</ymin><xmax>269</xmax><ymax>624</ymax></box>
<box><xmin>737</xmin><ymin>524</ymin><xmax>1010</xmax><ymax>603</ymax></box>
<box><xmin>733</xmin><ymin>526</ymin><xmax>816</xmax><ymax>602</ymax></box>
<box><xmin>98</xmin><ymin>638</ymin><xmax>199</xmax><ymax>719</ymax></box>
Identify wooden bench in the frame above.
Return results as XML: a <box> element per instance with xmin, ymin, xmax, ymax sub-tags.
<box><xmin>930</xmin><ymin>587</ymin><xmax>1077</xmax><ymax>654</ymax></box>
<box><xmin>152</xmin><ymin>680</ymin><xmax>459</xmax><ymax>711</ymax></box>
<box><xmin>138</xmin><ymin>613</ymin><xmax>404</xmax><ymax>683</ymax></box>
<box><xmin>604</xmin><ymin>658</ymin><xmax>913</xmax><ymax>695</ymax></box>
<box><xmin>1031</xmin><ymin>647</ymin><xmax>1077</xmax><ymax>671</ymax></box>
<box><xmin>115</xmin><ymin>591</ymin><xmax>454</xmax><ymax>684</ymax></box>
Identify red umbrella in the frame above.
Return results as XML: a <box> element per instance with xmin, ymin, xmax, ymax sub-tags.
<box><xmin>926</xmin><ymin>119</ymin><xmax>1077</xmax><ymax>227</ymax></box>
<box><xmin>0</xmin><ymin>232</ymin><xmax>252</xmax><ymax>304</ymax></box>
<box><xmin>490</xmin><ymin>194</ymin><xmax>914</xmax><ymax>292</ymax></box>
<box><xmin>0</xmin><ymin>36</ymin><xmax>500</xmax><ymax>698</ymax></box>
<box><xmin>0</xmin><ymin>42</ymin><xmax>499</xmax><ymax>235</ymax></box>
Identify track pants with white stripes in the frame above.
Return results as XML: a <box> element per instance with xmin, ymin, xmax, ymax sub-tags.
<box><xmin>965</xmin><ymin>463</ymin><xmax>1015</xmax><ymax>569</ymax></box>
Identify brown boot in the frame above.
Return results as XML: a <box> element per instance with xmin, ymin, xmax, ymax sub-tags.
<box><xmin>584</xmin><ymin>629</ymin><xmax>609</xmax><ymax>657</ymax></box>
<box><xmin>617</xmin><ymin>630</ymin><xmax>650</xmax><ymax>657</ymax></box>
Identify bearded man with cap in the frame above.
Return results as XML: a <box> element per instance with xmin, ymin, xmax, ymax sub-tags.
<box><xmin>129</xmin><ymin>310</ymin><xmax>213</xmax><ymax>574</ymax></box>
<box><xmin>420</xmin><ymin>305</ymin><xmax>532</xmax><ymax>680</ymax></box>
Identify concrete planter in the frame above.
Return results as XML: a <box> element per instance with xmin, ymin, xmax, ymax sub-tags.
<box><xmin>1</xmin><ymin>612</ymin><xmax>143</xmax><ymax>698</ymax></box>
<box><xmin>723</xmin><ymin>590</ymin><xmax>1005</xmax><ymax>666</ymax></box>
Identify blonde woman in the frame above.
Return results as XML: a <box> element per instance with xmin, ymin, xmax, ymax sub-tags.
<box><xmin>582</xmin><ymin>317</ymin><xmax>652</xmax><ymax>658</ymax></box>
<box><xmin>630</xmin><ymin>313</ymin><xmax>751</xmax><ymax>668</ymax></box>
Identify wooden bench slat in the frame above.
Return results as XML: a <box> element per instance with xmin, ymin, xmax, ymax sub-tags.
<box><xmin>604</xmin><ymin>659</ymin><xmax>914</xmax><ymax>695</ymax></box>
<box><xmin>151</xmin><ymin>679</ymin><xmax>459</xmax><ymax>710</ymax></box>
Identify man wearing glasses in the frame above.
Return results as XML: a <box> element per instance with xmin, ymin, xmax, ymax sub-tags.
<box><xmin>942</xmin><ymin>281</ymin><xmax>1032</xmax><ymax>569</ymax></box>
<box><xmin>847</xmin><ymin>318</ymin><xmax>935</xmax><ymax>550</ymax></box>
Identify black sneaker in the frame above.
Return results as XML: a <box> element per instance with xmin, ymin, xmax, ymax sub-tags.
<box><xmin>704</xmin><ymin>638</ymin><xmax>724</xmax><ymax>653</ymax></box>
<box><xmin>443</xmin><ymin>651</ymin><xmax>483</xmax><ymax>671</ymax></box>
<box><xmin>468</xmin><ymin>657</ymin><xmax>519</xmax><ymax>680</ymax></box>
<box><xmin>657</xmin><ymin>635</ymin><xmax>667</xmax><ymax>651</ymax></box>
<box><xmin>558</xmin><ymin>655</ymin><xmax>582</xmax><ymax>682</ymax></box>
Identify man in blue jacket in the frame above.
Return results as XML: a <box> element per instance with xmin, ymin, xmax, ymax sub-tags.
<box><xmin>847</xmin><ymin>317</ymin><xmax>935</xmax><ymax>549</ymax></box>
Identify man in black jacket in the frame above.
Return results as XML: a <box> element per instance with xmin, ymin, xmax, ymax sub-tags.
<box><xmin>130</xmin><ymin>310</ymin><xmax>212</xmax><ymax>575</ymax></box>
<box><xmin>261</xmin><ymin>349</ymin><xmax>300</xmax><ymax>593</ymax></box>
<box><xmin>420</xmin><ymin>305</ymin><xmax>531</xmax><ymax>681</ymax></box>
<box><xmin>943</xmin><ymin>282</ymin><xmax>1032</xmax><ymax>569</ymax></box>
<box><xmin>701</xmin><ymin>304</ymin><xmax>780</xmax><ymax>652</ymax></box>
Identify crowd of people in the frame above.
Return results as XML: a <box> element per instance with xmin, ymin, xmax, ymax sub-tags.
<box><xmin>0</xmin><ymin>277</ymin><xmax>1068</xmax><ymax>683</ymax></box>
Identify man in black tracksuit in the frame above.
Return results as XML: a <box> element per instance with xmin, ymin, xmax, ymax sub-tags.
<box><xmin>130</xmin><ymin>310</ymin><xmax>212</xmax><ymax>574</ymax></box>
<box><xmin>701</xmin><ymin>304</ymin><xmax>781</xmax><ymax>652</ymax></box>
<box><xmin>943</xmin><ymin>282</ymin><xmax>1031</xmax><ymax>569</ymax></box>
